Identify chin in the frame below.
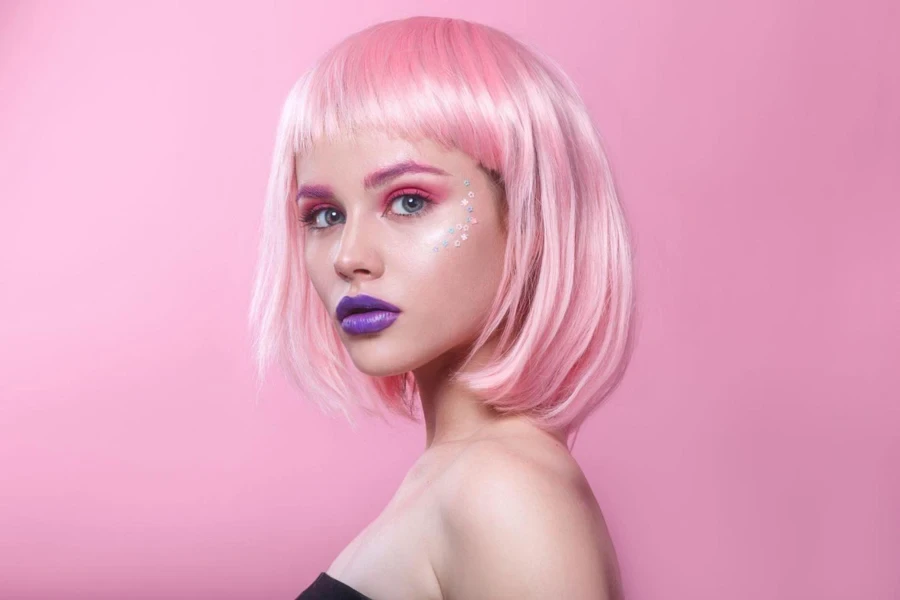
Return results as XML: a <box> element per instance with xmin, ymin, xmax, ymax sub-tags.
<box><xmin>346</xmin><ymin>343</ymin><xmax>423</xmax><ymax>377</ymax></box>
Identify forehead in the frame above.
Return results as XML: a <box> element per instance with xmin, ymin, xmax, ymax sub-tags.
<box><xmin>295</xmin><ymin>132</ymin><xmax>473</xmax><ymax>185</ymax></box>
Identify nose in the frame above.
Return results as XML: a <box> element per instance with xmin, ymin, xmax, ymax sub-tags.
<box><xmin>333</xmin><ymin>212</ymin><xmax>384</xmax><ymax>282</ymax></box>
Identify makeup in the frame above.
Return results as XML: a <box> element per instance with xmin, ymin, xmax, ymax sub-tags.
<box><xmin>340</xmin><ymin>310</ymin><xmax>400</xmax><ymax>335</ymax></box>
<box><xmin>431</xmin><ymin>179</ymin><xmax>478</xmax><ymax>252</ymax></box>
<box><xmin>336</xmin><ymin>293</ymin><xmax>402</xmax><ymax>335</ymax></box>
<box><xmin>296</xmin><ymin>160</ymin><xmax>452</xmax><ymax>203</ymax></box>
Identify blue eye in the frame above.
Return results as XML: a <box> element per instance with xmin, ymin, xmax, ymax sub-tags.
<box><xmin>299</xmin><ymin>192</ymin><xmax>435</xmax><ymax>231</ymax></box>
<box><xmin>390</xmin><ymin>193</ymin><xmax>429</xmax><ymax>217</ymax></box>
<box><xmin>300</xmin><ymin>207</ymin><xmax>343</xmax><ymax>229</ymax></box>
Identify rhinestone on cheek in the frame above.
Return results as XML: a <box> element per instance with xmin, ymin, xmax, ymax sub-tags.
<box><xmin>430</xmin><ymin>177</ymin><xmax>478</xmax><ymax>253</ymax></box>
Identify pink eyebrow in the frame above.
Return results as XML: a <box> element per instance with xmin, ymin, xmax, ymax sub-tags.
<box><xmin>296</xmin><ymin>160</ymin><xmax>451</xmax><ymax>202</ymax></box>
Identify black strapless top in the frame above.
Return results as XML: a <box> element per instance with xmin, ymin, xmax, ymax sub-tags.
<box><xmin>295</xmin><ymin>572</ymin><xmax>374</xmax><ymax>600</ymax></box>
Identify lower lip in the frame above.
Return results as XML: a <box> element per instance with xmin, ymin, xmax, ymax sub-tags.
<box><xmin>340</xmin><ymin>310</ymin><xmax>400</xmax><ymax>335</ymax></box>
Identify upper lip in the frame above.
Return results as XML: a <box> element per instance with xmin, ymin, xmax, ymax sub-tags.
<box><xmin>336</xmin><ymin>294</ymin><xmax>402</xmax><ymax>321</ymax></box>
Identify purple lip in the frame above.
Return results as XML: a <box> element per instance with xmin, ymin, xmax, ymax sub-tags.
<box><xmin>336</xmin><ymin>294</ymin><xmax>402</xmax><ymax>322</ymax></box>
<box><xmin>340</xmin><ymin>310</ymin><xmax>400</xmax><ymax>335</ymax></box>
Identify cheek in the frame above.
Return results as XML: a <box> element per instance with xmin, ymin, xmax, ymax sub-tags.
<box><xmin>421</xmin><ymin>194</ymin><xmax>481</xmax><ymax>254</ymax></box>
<box><xmin>408</xmin><ymin>251</ymin><xmax>501</xmax><ymax>348</ymax></box>
<box><xmin>415</xmin><ymin>191</ymin><xmax>505</xmax><ymax>294</ymax></box>
<box><xmin>414</xmin><ymin>223</ymin><xmax>505</xmax><ymax>318</ymax></box>
<box><xmin>302</xmin><ymin>240</ymin><xmax>332</xmax><ymax>301</ymax></box>
<box><xmin>302</xmin><ymin>239</ymin><xmax>315</xmax><ymax>276</ymax></box>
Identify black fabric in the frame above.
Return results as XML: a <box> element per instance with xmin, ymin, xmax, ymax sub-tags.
<box><xmin>295</xmin><ymin>572</ymin><xmax>375</xmax><ymax>600</ymax></box>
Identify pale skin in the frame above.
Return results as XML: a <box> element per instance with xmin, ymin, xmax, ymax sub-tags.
<box><xmin>296</xmin><ymin>131</ymin><xmax>622</xmax><ymax>599</ymax></box>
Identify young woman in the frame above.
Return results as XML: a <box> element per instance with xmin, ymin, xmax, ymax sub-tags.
<box><xmin>250</xmin><ymin>16</ymin><xmax>637</xmax><ymax>600</ymax></box>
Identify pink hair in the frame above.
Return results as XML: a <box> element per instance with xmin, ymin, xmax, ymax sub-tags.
<box><xmin>249</xmin><ymin>16</ymin><xmax>637</xmax><ymax>449</ymax></box>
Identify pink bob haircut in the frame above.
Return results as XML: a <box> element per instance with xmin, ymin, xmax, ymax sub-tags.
<box><xmin>249</xmin><ymin>16</ymin><xmax>638</xmax><ymax>449</ymax></box>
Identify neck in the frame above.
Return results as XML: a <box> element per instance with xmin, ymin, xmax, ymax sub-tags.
<box><xmin>413</xmin><ymin>335</ymin><xmax>566</xmax><ymax>450</ymax></box>
<box><xmin>414</xmin><ymin>335</ymin><xmax>502</xmax><ymax>450</ymax></box>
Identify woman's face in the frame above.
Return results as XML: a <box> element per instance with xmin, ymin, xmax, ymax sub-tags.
<box><xmin>295</xmin><ymin>132</ymin><xmax>508</xmax><ymax>377</ymax></box>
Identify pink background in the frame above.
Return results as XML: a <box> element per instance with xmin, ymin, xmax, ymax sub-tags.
<box><xmin>1</xmin><ymin>1</ymin><xmax>898</xmax><ymax>599</ymax></box>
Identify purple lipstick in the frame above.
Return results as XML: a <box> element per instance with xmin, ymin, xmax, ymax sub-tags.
<box><xmin>336</xmin><ymin>294</ymin><xmax>402</xmax><ymax>335</ymax></box>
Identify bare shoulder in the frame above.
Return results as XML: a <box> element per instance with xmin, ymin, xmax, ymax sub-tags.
<box><xmin>432</xmin><ymin>437</ymin><xmax>622</xmax><ymax>600</ymax></box>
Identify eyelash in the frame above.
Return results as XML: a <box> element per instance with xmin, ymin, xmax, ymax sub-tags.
<box><xmin>298</xmin><ymin>189</ymin><xmax>436</xmax><ymax>232</ymax></box>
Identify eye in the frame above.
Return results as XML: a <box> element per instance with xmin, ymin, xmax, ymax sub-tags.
<box><xmin>389</xmin><ymin>192</ymin><xmax>431</xmax><ymax>217</ymax></box>
<box><xmin>300</xmin><ymin>206</ymin><xmax>344</xmax><ymax>230</ymax></box>
<box><xmin>299</xmin><ymin>190</ymin><xmax>435</xmax><ymax>231</ymax></box>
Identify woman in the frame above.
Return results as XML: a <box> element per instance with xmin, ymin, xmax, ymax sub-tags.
<box><xmin>250</xmin><ymin>15</ymin><xmax>637</xmax><ymax>600</ymax></box>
